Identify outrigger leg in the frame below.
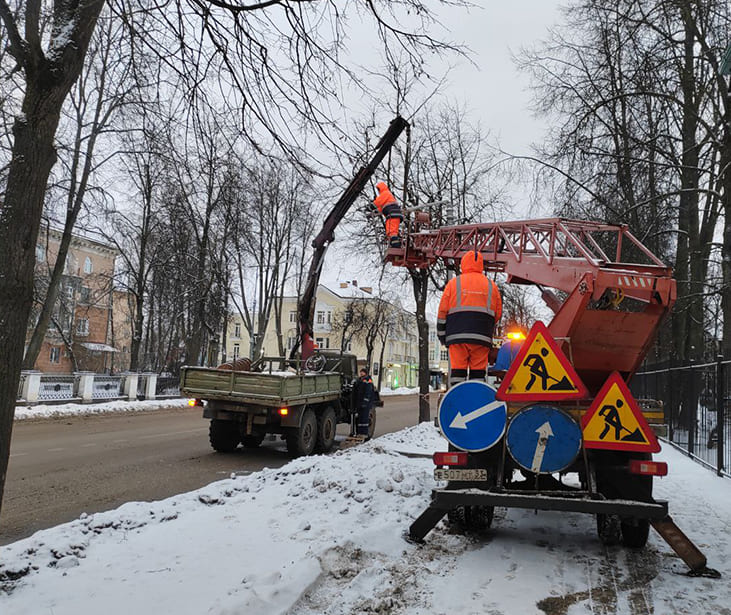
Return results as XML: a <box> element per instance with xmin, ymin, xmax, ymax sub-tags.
<box><xmin>651</xmin><ymin>516</ymin><xmax>721</xmax><ymax>578</ymax></box>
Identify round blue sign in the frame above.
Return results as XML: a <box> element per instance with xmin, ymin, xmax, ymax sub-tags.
<box><xmin>506</xmin><ymin>405</ymin><xmax>582</xmax><ymax>474</ymax></box>
<box><xmin>438</xmin><ymin>381</ymin><xmax>507</xmax><ymax>452</ymax></box>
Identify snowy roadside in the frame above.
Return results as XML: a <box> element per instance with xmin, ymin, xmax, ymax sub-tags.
<box><xmin>13</xmin><ymin>398</ymin><xmax>190</xmax><ymax>421</ymax></box>
<box><xmin>1</xmin><ymin>424</ymin><xmax>729</xmax><ymax>615</ymax></box>
<box><xmin>379</xmin><ymin>386</ymin><xmax>438</xmax><ymax>396</ymax></box>
<box><xmin>13</xmin><ymin>390</ymin><xmax>425</xmax><ymax>420</ymax></box>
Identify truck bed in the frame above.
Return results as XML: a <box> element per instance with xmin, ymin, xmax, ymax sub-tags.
<box><xmin>180</xmin><ymin>366</ymin><xmax>343</xmax><ymax>407</ymax></box>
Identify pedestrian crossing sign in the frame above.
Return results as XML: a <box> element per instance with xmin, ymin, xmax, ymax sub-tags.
<box><xmin>496</xmin><ymin>321</ymin><xmax>588</xmax><ymax>401</ymax></box>
<box><xmin>581</xmin><ymin>372</ymin><xmax>660</xmax><ymax>452</ymax></box>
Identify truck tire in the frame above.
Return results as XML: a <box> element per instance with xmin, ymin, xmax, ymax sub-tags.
<box><xmin>316</xmin><ymin>406</ymin><xmax>337</xmax><ymax>453</ymax></box>
<box><xmin>241</xmin><ymin>433</ymin><xmax>266</xmax><ymax>448</ymax></box>
<box><xmin>209</xmin><ymin>419</ymin><xmax>239</xmax><ymax>453</ymax></box>
<box><xmin>620</xmin><ymin>518</ymin><xmax>650</xmax><ymax>548</ymax></box>
<box><xmin>596</xmin><ymin>514</ymin><xmax>622</xmax><ymax>546</ymax></box>
<box><xmin>287</xmin><ymin>409</ymin><xmax>317</xmax><ymax>457</ymax></box>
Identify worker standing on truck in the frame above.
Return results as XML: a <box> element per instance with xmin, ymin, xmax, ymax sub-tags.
<box><xmin>373</xmin><ymin>182</ymin><xmax>403</xmax><ymax>248</ymax></box>
<box><xmin>437</xmin><ymin>251</ymin><xmax>502</xmax><ymax>388</ymax></box>
<box><xmin>353</xmin><ymin>368</ymin><xmax>375</xmax><ymax>437</ymax></box>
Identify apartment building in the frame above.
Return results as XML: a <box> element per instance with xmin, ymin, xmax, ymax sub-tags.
<box><xmin>29</xmin><ymin>228</ymin><xmax>130</xmax><ymax>373</ymax></box>
<box><xmin>223</xmin><ymin>281</ymin><xmax>423</xmax><ymax>389</ymax></box>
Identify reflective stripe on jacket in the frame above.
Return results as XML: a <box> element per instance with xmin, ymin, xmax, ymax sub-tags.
<box><xmin>437</xmin><ymin>252</ymin><xmax>502</xmax><ymax>347</ymax></box>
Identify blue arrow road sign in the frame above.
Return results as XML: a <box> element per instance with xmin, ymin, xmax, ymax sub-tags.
<box><xmin>506</xmin><ymin>405</ymin><xmax>582</xmax><ymax>474</ymax></box>
<box><xmin>438</xmin><ymin>381</ymin><xmax>507</xmax><ymax>452</ymax></box>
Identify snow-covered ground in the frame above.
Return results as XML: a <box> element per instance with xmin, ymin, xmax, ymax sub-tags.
<box><xmin>14</xmin><ymin>398</ymin><xmax>191</xmax><ymax>420</ymax></box>
<box><xmin>380</xmin><ymin>386</ymin><xmax>439</xmax><ymax>396</ymax></box>
<box><xmin>1</xmin><ymin>424</ymin><xmax>729</xmax><ymax>615</ymax></box>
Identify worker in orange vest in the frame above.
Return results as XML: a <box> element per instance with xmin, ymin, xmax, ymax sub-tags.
<box><xmin>373</xmin><ymin>182</ymin><xmax>403</xmax><ymax>248</ymax></box>
<box><xmin>437</xmin><ymin>251</ymin><xmax>502</xmax><ymax>388</ymax></box>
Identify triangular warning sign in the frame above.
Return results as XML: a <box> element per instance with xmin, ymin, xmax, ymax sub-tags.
<box><xmin>581</xmin><ymin>372</ymin><xmax>660</xmax><ymax>453</ymax></box>
<box><xmin>496</xmin><ymin>321</ymin><xmax>587</xmax><ymax>401</ymax></box>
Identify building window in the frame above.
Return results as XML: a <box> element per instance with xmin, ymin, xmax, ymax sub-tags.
<box><xmin>50</xmin><ymin>347</ymin><xmax>60</xmax><ymax>363</ymax></box>
<box><xmin>315</xmin><ymin>337</ymin><xmax>330</xmax><ymax>349</ymax></box>
<box><xmin>327</xmin><ymin>311</ymin><xmax>332</xmax><ymax>324</ymax></box>
<box><xmin>36</xmin><ymin>244</ymin><xmax>45</xmax><ymax>262</ymax></box>
<box><xmin>345</xmin><ymin>340</ymin><xmax>352</xmax><ymax>352</ymax></box>
<box><xmin>234</xmin><ymin>323</ymin><xmax>241</xmax><ymax>338</ymax></box>
<box><xmin>80</xmin><ymin>286</ymin><xmax>91</xmax><ymax>304</ymax></box>
<box><xmin>440</xmin><ymin>349</ymin><xmax>449</xmax><ymax>361</ymax></box>
<box><xmin>373</xmin><ymin>362</ymin><xmax>379</xmax><ymax>375</ymax></box>
<box><xmin>84</xmin><ymin>257</ymin><xmax>93</xmax><ymax>274</ymax></box>
<box><xmin>233</xmin><ymin>343</ymin><xmax>240</xmax><ymax>360</ymax></box>
<box><xmin>76</xmin><ymin>318</ymin><xmax>89</xmax><ymax>336</ymax></box>
<box><xmin>287</xmin><ymin>335</ymin><xmax>296</xmax><ymax>350</ymax></box>
<box><xmin>289</xmin><ymin>311</ymin><xmax>297</xmax><ymax>323</ymax></box>
<box><xmin>316</xmin><ymin>311</ymin><xmax>325</xmax><ymax>325</ymax></box>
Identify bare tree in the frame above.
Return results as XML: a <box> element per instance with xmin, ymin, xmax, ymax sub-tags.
<box><xmin>0</xmin><ymin>0</ymin><xmax>468</xmax><ymax>517</ymax></box>
<box><xmin>519</xmin><ymin>0</ymin><xmax>731</xmax><ymax>362</ymax></box>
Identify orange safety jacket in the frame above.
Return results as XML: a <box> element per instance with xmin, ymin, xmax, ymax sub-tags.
<box><xmin>373</xmin><ymin>182</ymin><xmax>403</xmax><ymax>220</ymax></box>
<box><xmin>437</xmin><ymin>251</ymin><xmax>502</xmax><ymax>347</ymax></box>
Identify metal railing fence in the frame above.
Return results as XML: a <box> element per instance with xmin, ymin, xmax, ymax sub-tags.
<box><xmin>632</xmin><ymin>357</ymin><xmax>728</xmax><ymax>478</ymax></box>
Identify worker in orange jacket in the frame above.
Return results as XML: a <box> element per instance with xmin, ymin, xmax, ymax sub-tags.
<box><xmin>437</xmin><ymin>251</ymin><xmax>502</xmax><ymax>388</ymax></box>
<box><xmin>373</xmin><ymin>182</ymin><xmax>403</xmax><ymax>248</ymax></box>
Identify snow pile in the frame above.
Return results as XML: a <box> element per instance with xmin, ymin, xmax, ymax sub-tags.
<box><xmin>14</xmin><ymin>398</ymin><xmax>189</xmax><ymax>421</ymax></box>
<box><xmin>1</xmin><ymin>426</ymin><xmax>730</xmax><ymax>615</ymax></box>
<box><xmin>380</xmin><ymin>386</ymin><xmax>439</xmax><ymax>396</ymax></box>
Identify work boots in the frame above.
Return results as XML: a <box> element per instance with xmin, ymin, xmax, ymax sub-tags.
<box><xmin>389</xmin><ymin>236</ymin><xmax>402</xmax><ymax>249</ymax></box>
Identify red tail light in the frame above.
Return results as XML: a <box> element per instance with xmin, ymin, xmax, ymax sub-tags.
<box><xmin>628</xmin><ymin>460</ymin><xmax>668</xmax><ymax>476</ymax></box>
<box><xmin>433</xmin><ymin>452</ymin><xmax>468</xmax><ymax>466</ymax></box>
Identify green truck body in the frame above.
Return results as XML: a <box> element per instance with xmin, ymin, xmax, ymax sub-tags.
<box><xmin>180</xmin><ymin>352</ymin><xmax>374</xmax><ymax>456</ymax></box>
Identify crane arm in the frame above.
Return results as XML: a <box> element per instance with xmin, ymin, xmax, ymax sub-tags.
<box><xmin>294</xmin><ymin>116</ymin><xmax>409</xmax><ymax>361</ymax></box>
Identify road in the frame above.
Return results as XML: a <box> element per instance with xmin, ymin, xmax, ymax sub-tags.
<box><xmin>0</xmin><ymin>395</ymin><xmax>436</xmax><ymax>545</ymax></box>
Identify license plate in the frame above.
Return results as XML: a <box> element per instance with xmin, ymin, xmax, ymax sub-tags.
<box><xmin>434</xmin><ymin>468</ymin><xmax>488</xmax><ymax>481</ymax></box>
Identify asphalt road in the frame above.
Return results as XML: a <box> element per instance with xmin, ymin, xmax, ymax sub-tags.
<box><xmin>0</xmin><ymin>394</ymin><xmax>437</xmax><ymax>545</ymax></box>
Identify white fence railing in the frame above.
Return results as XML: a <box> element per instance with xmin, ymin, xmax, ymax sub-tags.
<box><xmin>16</xmin><ymin>372</ymin><xmax>163</xmax><ymax>405</ymax></box>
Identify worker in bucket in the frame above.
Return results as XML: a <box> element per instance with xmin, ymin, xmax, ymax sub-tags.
<box><xmin>437</xmin><ymin>251</ymin><xmax>502</xmax><ymax>388</ymax></box>
<box><xmin>373</xmin><ymin>181</ymin><xmax>403</xmax><ymax>248</ymax></box>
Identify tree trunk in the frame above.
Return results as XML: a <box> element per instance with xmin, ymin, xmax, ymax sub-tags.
<box><xmin>722</xmin><ymin>82</ymin><xmax>731</xmax><ymax>358</ymax></box>
<box><xmin>410</xmin><ymin>268</ymin><xmax>431</xmax><ymax>423</ymax></box>
<box><xmin>0</xmin><ymin>23</ymin><xmax>104</xmax><ymax>512</ymax></box>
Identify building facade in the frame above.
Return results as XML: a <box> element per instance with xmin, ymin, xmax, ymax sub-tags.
<box><xmin>29</xmin><ymin>228</ymin><xmax>129</xmax><ymax>373</ymax></box>
<box><xmin>222</xmin><ymin>282</ymin><xmax>422</xmax><ymax>389</ymax></box>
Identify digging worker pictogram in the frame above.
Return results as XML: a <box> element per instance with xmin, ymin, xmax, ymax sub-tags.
<box><xmin>373</xmin><ymin>182</ymin><xmax>404</xmax><ymax>248</ymax></box>
<box><xmin>598</xmin><ymin>398</ymin><xmax>647</xmax><ymax>443</ymax></box>
<box><xmin>437</xmin><ymin>251</ymin><xmax>502</xmax><ymax>388</ymax></box>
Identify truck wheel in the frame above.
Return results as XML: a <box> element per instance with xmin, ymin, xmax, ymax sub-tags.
<box><xmin>209</xmin><ymin>419</ymin><xmax>239</xmax><ymax>453</ymax></box>
<box><xmin>287</xmin><ymin>409</ymin><xmax>317</xmax><ymax>457</ymax></box>
<box><xmin>316</xmin><ymin>406</ymin><xmax>337</xmax><ymax>453</ymax></box>
<box><xmin>368</xmin><ymin>407</ymin><xmax>377</xmax><ymax>439</ymax></box>
<box><xmin>596</xmin><ymin>514</ymin><xmax>621</xmax><ymax>546</ymax></box>
<box><xmin>620</xmin><ymin>518</ymin><xmax>650</xmax><ymax>548</ymax></box>
<box><xmin>241</xmin><ymin>433</ymin><xmax>265</xmax><ymax>448</ymax></box>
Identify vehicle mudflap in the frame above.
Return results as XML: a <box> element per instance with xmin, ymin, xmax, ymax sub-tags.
<box><xmin>651</xmin><ymin>515</ymin><xmax>721</xmax><ymax>578</ymax></box>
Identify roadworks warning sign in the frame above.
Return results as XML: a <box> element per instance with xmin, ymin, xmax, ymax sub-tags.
<box><xmin>496</xmin><ymin>321</ymin><xmax>587</xmax><ymax>402</ymax></box>
<box><xmin>581</xmin><ymin>372</ymin><xmax>660</xmax><ymax>452</ymax></box>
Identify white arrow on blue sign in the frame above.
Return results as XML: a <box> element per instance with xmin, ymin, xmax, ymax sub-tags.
<box><xmin>506</xmin><ymin>404</ymin><xmax>582</xmax><ymax>474</ymax></box>
<box><xmin>438</xmin><ymin>381</ymin><xmax>507</xmax><ymax>452</ymax></box>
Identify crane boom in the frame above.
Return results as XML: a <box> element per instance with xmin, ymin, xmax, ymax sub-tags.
<box><xmin>386</xmin><ymin>216</ymin><xmax>676</xmax><ymax>393</ymax></box>
<box><xmin>295</xmin><ymin>116</ymin><xmax>409</xmax><ymax>361</ymax></box>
